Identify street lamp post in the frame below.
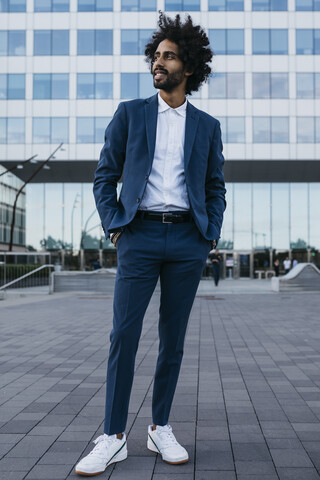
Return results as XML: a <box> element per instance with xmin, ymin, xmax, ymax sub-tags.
<box><xmin>71</xmin><ymin>193</ymin><xmax>80</xmax><ymax>254</ymax></box>
<box><xmin>8</xmin><ymin>143</ymin><xmax>64</xmax><ymax>252</ymax></box>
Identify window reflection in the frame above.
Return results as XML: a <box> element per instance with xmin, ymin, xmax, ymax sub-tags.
<box><xmin>233</xmin><ymin>183</ymin><xmax>252</xmax><ymax>250</ymax></box>
<box><xmin>209</xmin><ymin>0</ymin><xmax>244</xmax><ymax>10</ymax></box>
<box><xmin>209</xmin><ymin>29</ymin><xmax>244</xmax><ymax>55</ymax></box>
<box><xmin>271</xmin><ymin>183</ymin><xmax>289</xmax><ymax>249</ymax></box>
<box><xmin>290</xmin><ymin>184</ymin><xmax>308</xmax><ymax>249</ymax></box>
<box><xmin>253</xmin><ymin>184</ymin><xmax>270</xmax><ymax>248</ymax></box>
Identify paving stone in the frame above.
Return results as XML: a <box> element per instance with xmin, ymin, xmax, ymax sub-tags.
<box><xmin>1</xmin><ymin>288</ymin><xmax>320</xmax><ymax>479</ymax></box>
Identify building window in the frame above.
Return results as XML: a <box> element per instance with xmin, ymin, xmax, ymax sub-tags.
<box><xmin>121</xmin><ymin>29</ymin><xmax>153</xmax><ymax>55</ymax></box>
<box><xmin>78</xmin><ymin>0</ymin><xmax>112</xmax><ymax>10</ymax></box>
<box><xmin>253</xmin><ymin>117</ymin><xmax>289</xmax><ymax>143</ymax></box>
<box><xmin>77</xmin><ymin>30</ymin><xmax>113</xmax><ymax>55</ymax></box>
<box><xmin>77</xmin><ymin>73</ymin><xmax>113</xmax><ymax>99</ymax></box>
<box><xmin>121</xmin><ymin>0</ymin><xmax>156</xmax><ymax>11</ymax></box>
<box><xmin>296</xmin><ymin>0</ymin><xmax>320</xmax><ymax>10</ymax></box>
<box><xmin>34</xmin><ymin>0</ymin><xmax>69</xmax><ymax>11</ymax></box>
<box><xmin>252</xmin><ymin>73</ymin><xmax>288</xmax><ymax>98</ymax></box>
<box><xmin>33</xmin><ymin>74</ymin><xmax>69</xmax><ymax>99</ymax></box>
<box><xmin>208</xmin><ymin>0</ymin><xmax>244</xmax><ymax>10</ymax></box>
<box><xmin>218</xmin><ymin>117</ymin><xmax>245</xmax><ymax>143</ymax></box>
<box><xmin>34</xmin><ymin>30</ymin><xmax>69</xmax><ymax>55</ymax></box>
<box><xmin>252</xmin><ymin>29</ymin><xmax>288</xmax><ymax>54</ymax></box>
<box><xmin>0</xmin><ymin>0</ymin><xmax>26</xmax><ymax>11</ymax></box>
<box><xmin>252</xmin><ymin>0</ymin><xmax>287</xmax><ymax>10</ymax></box>
<box><xmin>121</xmin><ymin>73</ymin><xmax>156</xmax><ymax>99</ymax></box>
<box><xmin>297</xmin><ymin>117</ymin><xmax>320</xmax><ymax>143</ymax></box>
<box><xmin>209</xmin><ymin>29</ymin><xmax>244</xmax><ymax>55</ymax></box>
<box><xmin>296</xmin><ymin>30</ymin><xmax>320</xmax><ymax>55</ymax></box>
<box><xmin>0</xmin><ymin>118</ymin><xmax>25</xmax><ymax>144</ymax></box>
<box><xmin>296</xmin><ymin>73</ymin><xmax>320</xmax><ymax>98</ymax></box>
<box><xmin>33</xmin><ymin>117</ymin><xmax>69</xmax><ymax>144</ymax></box>
<box><xmin>209</xmin><ymin>73</ymin><xmax>245</xmax><ymax>98</ymax></box>
<box><xmin>165</xmin><ymin>0</ymin><xmax>200</xmax><ymax>10</ymax></box>
<box><xmin>0</xmin><ymin>30</ymin><xmax>26</xmax><ymax>56</ymax></box>
<box><xmin>76</xmin><ymin>117</ymin><xmax>111</xmax><ymax>143</ymax></box>
<box><xmin>0</xmin><ymin>74</ymin><xmax>25</xmax><ymax>99</ymax></box>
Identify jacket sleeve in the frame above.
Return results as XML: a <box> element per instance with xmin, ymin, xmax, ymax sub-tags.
<box><xmin>93</xmin><ymin>102</ymin><xmax>128</xmax><ymax>236</ymax></box>
<box><xmin>205</xmin><ymin>120</ymin><xmax>227</xmax><ymax>239</ymax></box>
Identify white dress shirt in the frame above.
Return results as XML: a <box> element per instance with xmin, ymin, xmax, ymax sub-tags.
<box><xmin>140</xmin><ymin>93</ymin><xmax>190</xmax><ymax>211</ymax></box>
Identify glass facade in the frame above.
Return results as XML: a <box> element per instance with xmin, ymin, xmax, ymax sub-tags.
<box><xmin>77</xmin><ymin>74</ymin><xmax>112</xmax><ymax>99</ymax></box>
<box><xmin>33</xmin><ymin>74</ymin><xmax>69</xmax><ymax>99</ymax></box>
<box><xmin>121</xmin><ymin>0</ymin><xmax>156</xmax><ymax>11</ymax></box>
<box><xmin>0</xmin><ymin>74</ymin><xmax>25</xmax><ymax>99</ymax></box>
<box><xmin>34</xmin><ymin>30</ymin><xmax>69</xmax><ymax>56</ymax></box>
<box><xmin>0</xmin><ymin>30</ymin><xmax>25</xmax><ymax>55</ymax></box>
<box><xmin>296</xmin><ymin>30</ymin><xmax>320</xmax><ymax>54</ymax></box>
<box><xmin>34</xmin><ymin>0</ymin><xmax>69</xmax><ymax>11</ymax></box>
<box><xmin>0</xmin><ymin>166</ymin><xmax>26</xmax><ymax>248</ymax></box>
<box><xmin>252</xmin><ymin>0</ymin><xmax>287</xmax><ymax>10</ymax></box>
<box><xmin>77</xmin><ymin>30</ymin><xmax>113</xmax><ymax>55</ymax></box>
<box><xmin>0</xmin><ymin>0</ymin><xmax>25</xmax><ymax>11</ymax></box>
<box><xmin>209</xmin><ymin>0</ymin><xmax>244</xmax><ymax>10</ymax></box>
<box><xmin>252</xmin><ymin>29</ymin><xmax>288</xmax><ymax>55</ymax></box>
<box><xmin>24</xmin><ymin>182</ymin><xmax>320</xmax><ymax>253</ymax></box>
<box><xmin>78</xmin><ymin>0</ymin><xmax>112</xmax><ymax>11</ymax></box>
<box><xmin>32</xmin><ymin>118</ymin><xmax>69</xmax><ymax>144</ymax></box>
<box><xmin>209</xmin><ymin>29</ymin><xmax>244</xmax><ymax>55</ymax></box>
<box><xmin>296</xmin><ymin>0</ymin><xmax>320</xmax><ymax>10</ymax></box>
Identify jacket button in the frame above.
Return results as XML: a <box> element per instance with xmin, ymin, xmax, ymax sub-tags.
<box><xmin>136</xmin><ymin>198</ymin><xmax>140</xmax><ymax>203</ymax></box>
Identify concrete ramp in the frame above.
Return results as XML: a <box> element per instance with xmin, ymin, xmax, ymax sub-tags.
<box><xmin>51</xmin><ymin>268</ymin><xmax>116</xmax><ymax>293</ymax></box>
<box><xmin>271</xmin><ymin>263</ymin><xmax>320</xmax><ymax>292</ymax></box>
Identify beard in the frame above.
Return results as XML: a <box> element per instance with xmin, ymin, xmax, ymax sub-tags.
<box><xmin>153</xmin><ymin>68</ymin><xmax>185</xmax><ymax>92</ymax></box>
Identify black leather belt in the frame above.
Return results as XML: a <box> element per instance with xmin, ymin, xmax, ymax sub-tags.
<box><xmin>135</xmin><ymin>210</ymin><xmax>191</xmax><ymax>224</ymax></box>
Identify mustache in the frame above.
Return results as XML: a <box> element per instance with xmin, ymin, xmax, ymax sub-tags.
<box><xmin>153</xmin><ymin>68</ymin><xmax>168</xmax><ymax>75</ymax></box>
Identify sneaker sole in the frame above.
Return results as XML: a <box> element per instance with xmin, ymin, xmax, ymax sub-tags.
<box><xmin>75</xmin><ymin>449</ymin><xmax>127</xmax><ymax>476</ymax></box>
<box><xmin>147</xmin><ymin>438</ymin><xmax>189</xmax><ymax>464</ymax></box>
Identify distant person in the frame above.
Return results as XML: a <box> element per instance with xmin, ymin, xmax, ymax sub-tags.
<box><xmin>93</xmin><ymin>259</ymin><xmax>101</xmax><ymax>270</ymax></box>
<box><xmin>274</xmin><ymin>258</ymin><xmax>280</xmax><ymax>277</ymax></box>
<box><xmin>211</xmin><ymin>249</ymin><xmax>222</xmax><ymax>286</ymax></box>
<box><xmin>283</xmin><ymin>257</ymin><xmax>291</xmax><ymax>275</ymax></box>
<box><xmin>292</xmin><ymin>258</ymin><xmax>298</xmax><ymax>268</ymax></box>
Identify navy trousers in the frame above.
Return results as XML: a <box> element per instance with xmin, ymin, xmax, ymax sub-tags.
<box><xmin>104</xmin><ymin>215</ymin><xmax>211</xmax><ymax>435</ymax></box>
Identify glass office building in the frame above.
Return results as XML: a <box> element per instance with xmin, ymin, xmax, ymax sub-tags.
<box><xmin>0</xmin><ymin>0</ymin><xmax>319</xmax><ymax>275</ymax></box>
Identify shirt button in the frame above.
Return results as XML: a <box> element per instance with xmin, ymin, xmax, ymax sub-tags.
<box><xmin>136</xmin><ymin>198</ymin><xmax>140</xmax><ymax>203</ymax></box>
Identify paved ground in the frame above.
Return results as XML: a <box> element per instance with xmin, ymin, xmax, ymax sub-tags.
<box><xmin>1</xmin><ymin>278</ymin><xmax>320</xmax><ymax>480</ymax></box>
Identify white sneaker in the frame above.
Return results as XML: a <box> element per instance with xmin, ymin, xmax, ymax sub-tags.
<box><xmin>75</xmin><ymin>433</ymin><xmax>127</xmax><ymax>476</ymax></box>
<box><xmin>147</xmin><ymin>424</ymin><xmax>189</xmax><ymax>464</ymax></box>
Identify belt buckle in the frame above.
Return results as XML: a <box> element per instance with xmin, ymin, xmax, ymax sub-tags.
<box><xmin>162</xmin><ymin>213</ymin><xmax>173</xmax><ymax>224</ymax></box>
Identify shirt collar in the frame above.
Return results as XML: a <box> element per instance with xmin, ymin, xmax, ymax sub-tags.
<box><xmin>158</xmin><ymin>92</ymin><xmax>187</xmax><ymax>117</ymax></box>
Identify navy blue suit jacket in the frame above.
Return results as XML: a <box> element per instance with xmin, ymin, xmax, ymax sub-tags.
<box><xmin>93</xmin><ymin>93</ymin><xmax>226</xmax><ymax>241</ymax></box>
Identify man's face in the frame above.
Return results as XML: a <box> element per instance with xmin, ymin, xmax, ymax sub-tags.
<box><xmin>152</xmin><ymin>39</ymin><xmax>187</xmax><ymax>92</ymax></box>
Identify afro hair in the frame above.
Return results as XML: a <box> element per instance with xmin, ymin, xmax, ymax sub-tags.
<box><xmin>145</xmin><ymin>12</ymin><xmax>213</xmax><ymax>95</ymax></box>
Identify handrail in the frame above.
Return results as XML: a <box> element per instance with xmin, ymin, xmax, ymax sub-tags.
<box><xmin>0</xmin><ymin>264</ymin><xmax>54</xmax><ymax>290</ymax></box>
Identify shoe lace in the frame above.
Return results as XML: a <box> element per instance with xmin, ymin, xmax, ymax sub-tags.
<box><xmin>88</xmin><ymin>434</ymin><xmax>117</xmax><ymax>458</ymax></box>
<box><xmin>156</xmin><ymin>425</ymin><xmax>179</xmax><ymax>449</ymax></box>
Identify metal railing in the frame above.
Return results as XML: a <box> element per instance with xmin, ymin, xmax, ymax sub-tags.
<box><xmin>0</xmin><ymin>264</ymin><xmax>54</xmax><ymax>291</ymax></box>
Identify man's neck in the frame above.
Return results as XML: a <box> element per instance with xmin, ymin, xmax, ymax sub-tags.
<box><xmin>159</xmin><ymin>90</ymin><xmax>186</xmax><ymax>109</ymax></box>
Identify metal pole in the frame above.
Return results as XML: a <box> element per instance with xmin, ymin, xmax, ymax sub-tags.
<box><xmin>8</xmin><ymin>144</ymin><xmax>63</xmax><ymax>252</ymax></box>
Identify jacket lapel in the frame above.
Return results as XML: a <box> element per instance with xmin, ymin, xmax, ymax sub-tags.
<box><xmin>184</xmin><ymin>102</ymin><xmax>199</xmax><ymax>170</ymax></box>
<box><xmin>144</xmin><ymin>94</ymin><xmax>158</xmax><ymax>167</ymax></box>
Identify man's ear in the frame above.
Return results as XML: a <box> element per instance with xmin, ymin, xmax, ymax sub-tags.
<box><xmin>184</xmin><ymin>70</ymin><xmax>193</xmax><ymax>77</ymax></box>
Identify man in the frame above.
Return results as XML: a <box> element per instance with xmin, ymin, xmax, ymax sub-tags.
<box><xmin>283</xmin><ymin>256</ymin><xmax>291</xmax><ymax>275</ymax></box>
<box><xmin>210</xmin><ymin>249</ymin><xmax>222</xmax><ymax>286</ymax></box>
<box><xmin>75</xmin><ymin>12</ymin><xmax>226</xmax><ymax>476</ymax></box>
